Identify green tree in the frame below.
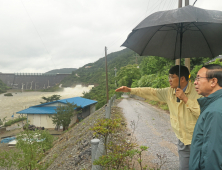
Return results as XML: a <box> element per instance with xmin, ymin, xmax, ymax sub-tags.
<box><xmin>116</xmin><ymin>64</ymin><xmax>141</xmax><ymax>87</ymax></box>
<box><xmin>210</xmin><ymin>58</ymin><xmax>222</xmax><ymax>66</ymax></box>
<box><xmin>190</xmin><ymin>58</ymin><xmax>222</xmax><ymax>82</ymax></box>
<box><xmin>132</xmin><ymin>74</ymin><xmax>169</xmax><ymax>88</ymax></box>
<box><xmin>139</xmin><ymin>56</ymin><xmax>174</xmax><ymax>76</ymax></box>
<box><xmin>190</xmin><ymin>65</ymin><xmax>203</xmax><ymax>82</ymax></box>
<box><xmin>190</xmin><ymin>57</ymin><xmax>211</xmax><ymax>70</ymax></box>
<box><xmin>129</xmin><ymin>56</ymin><xmax>173</xmax><ymax>88</ymax></box>
<box><xmin>90</xmin><ymin>118</ymin><xmax>121</xmax><ymax>154</ymax></box>
<box><xmin>41</xmin><ymin>94</ymin><xmax>61</xmax><ymax>103</ymax></box>
<box><xmin>0</xmin><ymin>127</ymin><xmax>54</xmax><ymax>170</ymax></box>
<box><xmin>51</xmin><ymin>102</ymin><xmax>79</xmax><ymax>131</ymax></box>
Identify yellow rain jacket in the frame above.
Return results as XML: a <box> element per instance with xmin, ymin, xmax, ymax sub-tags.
<box><xmin>131</xmin><ymin>83</ymin><xmax>201</xmax><ymax>145</ymax></box>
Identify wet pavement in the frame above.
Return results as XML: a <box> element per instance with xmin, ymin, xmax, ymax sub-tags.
<box><xmin>118</xmin><ymin>94</ymin><xmax>179</xmax><ymax>170</ymax></box>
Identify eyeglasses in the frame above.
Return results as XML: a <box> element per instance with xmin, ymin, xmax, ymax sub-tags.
<box><xmin>195</xmin><ymin>77</ymin><xmax>210</xmax><ymax>81</ymax></box>
<box><xmin>168</xmin><ymin>76</ymin><xmax>176</xmax><ymax>80</ymax></box>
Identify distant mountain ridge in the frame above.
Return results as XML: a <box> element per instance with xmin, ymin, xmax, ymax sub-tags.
<box><xmin>45</xmin><ymin>68</ymin><xmax>77</xmax><ymax>74</ymax></box>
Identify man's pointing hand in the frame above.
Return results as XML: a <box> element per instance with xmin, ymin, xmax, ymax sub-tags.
<box><xmin>115</xmin><ymin>86</ymin><xmax>131</xmax><ymax>92</ymax></box>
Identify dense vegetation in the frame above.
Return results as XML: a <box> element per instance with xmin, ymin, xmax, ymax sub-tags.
<box><xmin>61</xmin><ymin>47</ymin><xmax>221</xmax><ymax>110</ymax></box>
<box><xmin>117</xmin><ymin>57</ymin><xmax>222</xmax><ymax>89</ymax></box>
<box><xmin>0</xmin><ymin>126</ymin><xmax>54</xmax><ymax>169</ymax></box>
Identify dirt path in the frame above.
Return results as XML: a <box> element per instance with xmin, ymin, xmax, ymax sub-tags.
<box><xmin>118</xmin><ymin>95</ymin><xmax>179</xmax><ymax>170</ymax></box>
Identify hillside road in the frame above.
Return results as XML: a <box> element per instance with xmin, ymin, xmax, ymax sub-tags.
<box><xmin>118</xmin><ymin>94</ymin><xmax>179</xmax><ymax>170</ymax></box>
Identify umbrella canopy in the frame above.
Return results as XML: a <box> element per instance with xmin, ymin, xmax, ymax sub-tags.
<box><xmin>122</xmin><ymin>5</ymin><xmax>222</xmax><ymax>102</ymax></box>
<box><xmin>122</xmin><ymin>5</ymin><xmax>222</xmax><ymax>60</ymax></box>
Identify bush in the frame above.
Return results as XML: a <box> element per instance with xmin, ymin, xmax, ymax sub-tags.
<box><xmin>4</xmin><ymin>93</ymin><xmax>13</xmax><ymax>96</ymax></box>
<box><xmin>4</xmin><ymin>117</ymin><xmax>27</xmax><ymax>127</ymax></box>
<box><xmin>0</xmin><ymin>127</ymin><xmax>54</xmax><ymax>169</ymax></box>
<box><xmin>90</xmin><ymin>109</ymin><xmax>167</xmax><ymax>169</ymax></box>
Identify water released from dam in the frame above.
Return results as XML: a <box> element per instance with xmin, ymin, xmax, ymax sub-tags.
<box><xmin>0</xmin><ymin>85</ymin><xmax>93</xmax><ymax>120</ymax></box>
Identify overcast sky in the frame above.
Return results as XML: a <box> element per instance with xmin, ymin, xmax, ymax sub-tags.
<box><xmin>1</xmin><ymin>0</ymin><xmax>222</xmax><ymax>73</ymax></box>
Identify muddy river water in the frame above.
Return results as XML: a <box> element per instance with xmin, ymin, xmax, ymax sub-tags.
<box><xmin>0</xmin><ymin>85</ymin><xmax>93</xmax><ymax>120</ymax></box>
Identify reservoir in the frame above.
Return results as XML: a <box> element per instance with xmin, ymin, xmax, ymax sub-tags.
<box><xmin>0</xmin><ymin>85</ymin><xmax>93</xmax><ymax>120</ymax></box>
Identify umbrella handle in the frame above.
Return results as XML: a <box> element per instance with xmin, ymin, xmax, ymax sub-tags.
<box><xmin>177</xmin><ymin>97</ymin><xmax>180</xmax><ymax>102</ymax></box>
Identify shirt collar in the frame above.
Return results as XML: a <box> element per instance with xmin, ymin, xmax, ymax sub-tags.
<box><xmin>173</xmin><ymin>82</ymin><xmax>189</xmax><ymax>94</ymax></box>
<box><xmin>198</xmin><ymin>89</ymin><xmax>222</xmax><ymax>113</ymax></box>
<box><xmin>183</xmin><ymin>83</ymin><xmax>188</xmax><ymax>92</ymax></box>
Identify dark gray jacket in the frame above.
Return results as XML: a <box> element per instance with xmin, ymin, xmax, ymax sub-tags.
<box><xmin>189</xmin><ymin>89</ymin><xmax>222</xmax><ymax>170</ymax></box>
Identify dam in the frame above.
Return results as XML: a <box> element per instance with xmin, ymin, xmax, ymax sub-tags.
<box><xmin>0</xmin><ymin>73</ymin><xmax>70</xmax><ymax>90</ymax></box>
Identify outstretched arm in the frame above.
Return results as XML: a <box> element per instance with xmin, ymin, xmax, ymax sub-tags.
<box><xmin>116</xmin><ymin>86</ymin><xmax>169</xmax><ymax>102</ymax></box>
<box><xmin>115</xmin><ymin>86</ymin><xmax>131</xmax><ymax>92</ymax></box>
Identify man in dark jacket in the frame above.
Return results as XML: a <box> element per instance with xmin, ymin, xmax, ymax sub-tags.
<box><xmin>189</xmin><ymin>64</ymin><xmax>222</xmax><ymax>170</ymax></box>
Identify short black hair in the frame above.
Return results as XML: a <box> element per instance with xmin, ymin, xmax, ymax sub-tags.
<box><xmin>169</xmin><ymin>65</ymin><xmax>189</xmax><ymax>81</ymax></box>
<box><xmin>202</xmin><ymin>64</ymin><xmax>222</xmax><ymax>70</ymax></box>
<box><xmin>203</xmin><ymin>64</ymin><xmax>222</xmax><ymax>87</ymax></box>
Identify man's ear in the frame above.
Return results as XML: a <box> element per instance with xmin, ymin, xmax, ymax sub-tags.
<box><xmin>180</xmin><ymin>76</ymin><xmax>186</xmax><ymax>82</ymax></box>
<box><xmin>211</xmin><ymin>78</ymin><xmax>218</xmax><ymax>87</ymax></box>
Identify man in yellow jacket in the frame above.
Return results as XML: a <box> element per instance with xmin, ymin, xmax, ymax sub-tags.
<box><xmin>115</xmin><ymin>65</ymin><xmax>201</xmax><ymax>170</ymax></box>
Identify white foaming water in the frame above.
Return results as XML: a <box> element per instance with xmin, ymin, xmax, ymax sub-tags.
<box><xmin>0</xmin><ymin>85</ymin><xmax>94</xmax><ymax>120</ymax></box>
<box><xmin>61</xmin><ymin>85</ymin><xmax>94</xmax><ymax>97</ymax></box>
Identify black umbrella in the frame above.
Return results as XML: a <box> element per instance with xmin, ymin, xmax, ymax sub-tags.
<box><xmin>122</xmin><ymin>5</ymin><xmax>222</xmax><ymax>101</ymax></box>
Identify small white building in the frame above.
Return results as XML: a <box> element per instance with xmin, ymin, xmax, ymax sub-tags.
<box><xmin>17</xmin><ymin>97</ymin><xmax>97</xmax><ymax>129</ymax></box>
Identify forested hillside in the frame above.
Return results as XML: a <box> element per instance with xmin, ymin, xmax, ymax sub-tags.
<box><xmin>61</xmin><ymin>48</ymin><xmax>144</xmax><ymax>86</ymax></box>
<box><xmin>61</xmin><ymin>47</ymin><xmax>220</xmax><ymax>110</ymax></box>
<box><xmin>45</xmin><ymin>68</ymin><xmax>77</xmax><ymax>74</ymax></box>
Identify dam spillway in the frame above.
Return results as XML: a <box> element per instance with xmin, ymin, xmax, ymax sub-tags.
<box><xmin>0</xmin><ymin>73</ymin><xmax>70</xmax><ymax>90</ymax></box>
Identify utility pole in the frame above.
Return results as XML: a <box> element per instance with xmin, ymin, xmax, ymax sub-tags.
<box><xmin>184</xmin><ymin>0</ymin><xmax>190</xmax><ymax>71</ymax></box>
<box><xmin>135</xmin><ymin>53</ymin><xmax>138</xmax><ymax>65</ymax></box>
<box><xmin>176</xmin><ymin>0</ymin><xmax>190</xmax><ymax>71</ymax></box>
<box><xmin>114</xmin><ymin>67</ymin><xmax>117</xmax><ymax>87</ymax></box>
<box><xmin>175</xmin><ymin>0</ymin><xmax>182</xmax><ymax>65</ymax></box>
<box><xmin>105</xmin><ymin>47</ymin><xmax>109</xmax><ymax>103</ymax></box>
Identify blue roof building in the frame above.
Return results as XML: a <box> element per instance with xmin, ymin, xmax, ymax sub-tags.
<box><xmin>17</xmin><ymin>97</ymin><xmax>97</xmax><ymax>129</ymax></box>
